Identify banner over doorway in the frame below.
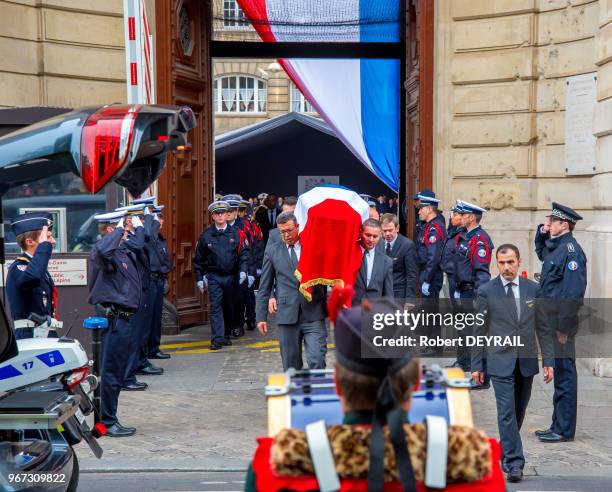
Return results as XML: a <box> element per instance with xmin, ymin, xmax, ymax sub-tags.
<box><xmin>237</xmin><ymin>0</ymin><xmax>401</xmax><ymax>192</ymax></box>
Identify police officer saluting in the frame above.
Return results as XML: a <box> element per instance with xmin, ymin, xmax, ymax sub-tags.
<box><xmin>6</xmin><ymin>212</ymin><xmax>58</xmax><ymax>339</ymax></box>
<box><xmin>454</xmin><ymin>200</ymin><xmax>494</xmax><ymax>389</ymax></box>
<box><xmin>87</xmin><ymin>210</ymin><xmax>139</xmax><ymax>437</ymax></box>
<box><xmin>194</xmin><ymin>200</ymin><xmax>249</xmax><ymax>350</ymax></box>
<box><xmin>534</xmin><ymin>203</ymin><xmax>587</xmax><ymax>443</ymax></box>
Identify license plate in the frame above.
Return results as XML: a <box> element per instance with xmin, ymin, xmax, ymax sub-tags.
<box><xmin>75</xmin><ymin>408</ymin><xmax>86</xmax><ymax>424</ymax></box>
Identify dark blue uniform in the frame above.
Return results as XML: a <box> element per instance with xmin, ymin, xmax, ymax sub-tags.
<box><xmin>6</xmin><ymin>243</ymin><xmax>56</xmax><ymax>339</ymax></box>
<box><xmin>538</xmin><ymin>232</ymin><xmax>586</xmax><ymax>439</ymax></box>
<box><xmin>534</xmin><ymin>224</ymin><xmax>553</xmax><ymax>262</ymax></box>
<box><xmin>146</xmin><ymin>218</ymin><xmax>172</xmax><ymax>356</ymax></box>
<box><xmin>194</xmin><ymin>224</ymin><xmax>249</xmax><ymax>345</ymax></box>
<box><xmin>454</xmin><ymin>225</ymin><xmax>494</xmax><ymax>372</ymax></box>
<box><xmin>441</xmin><ymin>224</ymin><xmax>464</xmax><ymax>300</ymax></box>
<box><xmin>88</xmin><ymin>226</ymin><xmax>141</xmax><ymax>427</ymax></box>
<box><xmin>416</xmin><ymin>214</ymin><xmax>446</xmax><ymax>295</ymax></box>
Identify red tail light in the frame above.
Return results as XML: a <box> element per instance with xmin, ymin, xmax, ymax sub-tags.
<box><xmin>81</xmin><ymin>105</ymin><xmax>140</xmax><ymax>193</ymax></box>
<box><xmin>92</xmin><ymin>422</ymin><xmax>107</xmax><ymax>438</ymax></box>
<box><xmin>66</xmin><ymin>366</ymin><xmax>90</xmax><ymax>389</ymax></box>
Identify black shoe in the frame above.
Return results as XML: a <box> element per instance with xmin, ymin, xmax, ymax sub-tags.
<box><xmin>122</xmin><ymin>381</ymin><xmax>148</xmax><ymax>391</ymax></box>
<box><xmin>534</xmin><ymin>427</ymin><xmax>552</xmax><ymax>437</ymax></box>
<box><xmin>231</xmin><ymin>327</ymin><xmax>244</xmax><ymax>338</ymax></box>
<box><xmin>149</xmin><ymin>351</ymin><xmax>171</xmax><ymax>359</ymax></box>
<box><xmin>538</xmin><ymin>431</ymin><xmax>573</xmax><ymax>443</ymax></box>
<box><xmin>210</xmin><ymin>342</ymin><xmax>223</xmax><ymax>350</ymax></box>
<box><xmin>116</xmin><ymin>422</ymin><xmax>136</xmax><ymax>432</ymax></box>
<box><xmin>470</xmin><ymin>380</ymin><xmax>490</xmax><ymax>391</ymax></box>
<box><xmin>222</xmin><ymin>338</ymin><xmax>233</xmax><ymax>346</ymax></box>
<box><xmin>105</xmin><ymin>423</ymin><xmax>136</xmax><ymax>437</ymax></box>
<box><xmin>246</xmin><ymin>323</ymin><xmax>255</xmax><ymax>331</ymax></box>
<box><xmin>507</xmin><ymin>467</ymin><xmax>523</xmax><ymax>483</ymax></box>
<box><xmin>136</xmin><ymin>365</ymin><xmax>164</xmax><ymax>375</ymax></box>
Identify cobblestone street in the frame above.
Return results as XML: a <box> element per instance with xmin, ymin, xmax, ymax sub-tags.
<box><xmin>79</xmin><ymin>322</ymin><xmax>612</xmax><ymax>483</ymax></box>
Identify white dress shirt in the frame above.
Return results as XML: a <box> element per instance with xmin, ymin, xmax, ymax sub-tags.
<box><xmin>287</xmin><ymin>241</ymin><xmax>301</xmax><ymax>261</ymax></box>
<box><xmin>385</xmin><ymin>235</ymin><xmax>398</xmax><ymax>253</ymax></box>
<box><xmin>501</xmin><ymin>275</ymin><xmax>520</xmax><ymax>318</ymax></box>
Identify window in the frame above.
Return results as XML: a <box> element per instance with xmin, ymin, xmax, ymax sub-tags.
<box><xmin>214</xmin><ymin>76</ymin><xmax>267</xmax><ymax>113</ymax></box>
<box><xmin>223</xmin><ymin>0</ymin><xmax>247</xmax><ymax>28</ymax></box>
<box><xmin>290</xmin><ymin>83</ymin><xmax>316</xmax><ymax>113</ymax></box>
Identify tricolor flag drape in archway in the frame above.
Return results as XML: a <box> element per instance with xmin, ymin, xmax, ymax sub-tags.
<box><xmin>236</xmin><ymin>0</ymin><xmax>401</xmax><ymax>192</ymax></box>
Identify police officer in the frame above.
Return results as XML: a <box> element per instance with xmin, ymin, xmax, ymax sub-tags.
<box><xmin>454</xmin><ymin>200</ymin><xmax>494</xmax><ymax>389</ymax></box>
<box><xmin>115</xmin><ymin>204</ymin><xmax>163</xmax><ymax>391</ymax></box>
<box><xmin>534</xmin><ymin>203</ymin><xmax>587</xmax><ymax>443</ymax></box>
<box><xmin>415</xmin><ymin>192</ymin><xmax>446</xmax><ymax>356</ymax></box>
<box><xmin>147</xmin><ymin>204</ymin><xmax>173</xmax><ymax>359</ymax></box>
<box><xmin>194</xmin><ymin>201</ymin><xmax>249</xmax><ymax>350</ymax></box>
<box><xmin>6</xmin><ymin>212</ymin><xmax>57</xmax><ymax>339</ymax></box>
<box><xmin>239</xmin><ymin>199</ymin><xmax>263</xmax><ymax>331</ymax></box>
<box><xmin>87</xmin><ymin>210</ymin><xmax>139</xmax><ymax>437</ymax></box>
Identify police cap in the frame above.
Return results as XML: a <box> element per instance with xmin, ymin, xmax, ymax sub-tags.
<box><xmin>115</xmin><ymin>203</ymin><xmax>146</xmax><ymax>216</ymax></box>
<box><xmin>359</xmin><ymin>194</ymin><xmax>377</xmax><ymax>207</ymax></box>
<box><xmin>11</xmin><ymin>212</ymin><xmax>53</xmax><ymax>235</ymax></box>
<box><xmin>455</xmin><ymin>199</ymin><xmax>486</xmax><ymax>216</ymax></box>
<box><xmin>208</xmin><ymin>200</ymin><xmax>230</xmax><ymax>213</ymax></box>
<box><xmin>238</xmin><ymin>199</ymin><xmax>249</xmax><ymax>209</ymax></box>
<box><xmin>412</xmin><ymin>188</ymin><xmax>434</xmax><ymax>200</ymax></box>
<box><xmin>547</xmin><ymin>202</ymin><xmax>582</xmax><ymax>224</ymax></box>
<box><xmin>94</xmin><ymin>210</ymin><xmax>126</xmax><ymax>224</ymax></box>
<box><xmin>132</xmin><ymin>195</ymin><xmax>156</xmax><ymax>206</ymax></box>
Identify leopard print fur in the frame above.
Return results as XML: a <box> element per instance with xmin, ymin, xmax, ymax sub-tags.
<box><xmin>270</xmin><ymin>424</ymin><xmax>491</xmax><ymax>483</ymax></box>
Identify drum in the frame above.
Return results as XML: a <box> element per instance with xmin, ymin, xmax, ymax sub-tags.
<box><xmin>266</xmin><ymin>365</ymin><xmax>473</xmax><ymax>436</ymax></box>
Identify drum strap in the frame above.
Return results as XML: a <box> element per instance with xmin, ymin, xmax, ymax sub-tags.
<box><xmin>425</xmin><ymin>415</ymin><xmax>448</xmax><ymax>489</ymax></box>
<box><xmin>305</xmin><ymin>420</ymin><xmax>340</xmax><ymax>492</ymax></box>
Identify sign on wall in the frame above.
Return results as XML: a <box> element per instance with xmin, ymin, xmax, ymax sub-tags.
<box><xmin>298</xmin><ymin>176</ymin><xmax>339</xmax><ymax>195</ymax></box>
<box><xmin>565</xmin><ymin>73</ymin><xmax>597</xmax><ymax>176</ymax></box>
<box><xmin>1</xmin><ymin>258</ymin><xmax>87</xmax><ymax>287</ymax></box>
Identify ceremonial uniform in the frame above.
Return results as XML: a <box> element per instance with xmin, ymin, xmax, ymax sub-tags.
<box><xmin>237</xmin><ymin>199</ymin><xmax>263</xmax><ymax>330</ymax></box>
<box><xmin>87</xmin><ymin>210</ymin><xmax>140</xmax><ymax>436</ymax></box>
<box><xmin>6</xmin><ymin>212</ymin><xmax>57</xmax><ymax>339</ymax></box>
<box><xmin>536</xmin><ymin>203</ymin><xmax>587</xmax><ymax>442</ymax></box>
<box><xmin>194</xmin><ymin>201</ymin><xmax>249</xmax><ymax>349</ymax></box>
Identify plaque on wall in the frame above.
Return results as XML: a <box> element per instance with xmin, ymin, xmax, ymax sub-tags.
<box><xmin>564</xmin><ymin>73</ymin><xmax>597</xmax><ymax>176</ymax></box>
<box><xmin>297</xmin><ymin>176</ymin><xmax>339</xmax><ymax>195</ymax></box>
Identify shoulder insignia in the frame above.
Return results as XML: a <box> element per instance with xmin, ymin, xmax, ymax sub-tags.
<box><xmin>567</xmin><ymin>243</ymin><xmax>575</xmax><ymax>253</ymax></box>
<box><xmin>16</xmin><ymin>256</ymin><xmax>30</xmax><ymax>263</ymax></box>
<box><xmin>477</xmin><ymin>248</ymin><xmax>487</xmax><ymax>258</ymax></box>
<box><xmin>567</xmin><ymin>260</ymin><xmax>578</xmax><ymax>271</ymax></box>
<box><xmin>428</xmin><ymin>235</ymin><xmax>437</xmax><ymax>244</ymax></box>
<box><xmin>17</xmin><ymin>265</ymin><xmax>27</xmax><ymax>272</ymax></box>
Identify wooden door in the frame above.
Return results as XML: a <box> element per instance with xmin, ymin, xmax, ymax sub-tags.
<box><xmin>404</xmin><ymin>0</ymin><xmax>434</xmax><ymax>238</ymax></box>
<box><xmin>156</xmin><ymin>0</ymin><xmax>213</xmax><ymax>328</ymax></box>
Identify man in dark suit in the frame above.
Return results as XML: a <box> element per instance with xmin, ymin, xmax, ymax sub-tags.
<box><xmin>265</xmin><ymin>196</ymin><xmax>297</xmax><ymax>252</ymax></box>
<box><xmin>471</xmin><ymin>244</ymin><xmax>554</xmax><ymax>484</ymax></box>
<box><xmin>353</xmin><ymin>218</ymin><xmax>393</xmax><ymax>305</ymax></box>
<box><xmin>256</xmin><ymin>211</ymin><xmax>327</xmax><ymax>370</ymax></box>
<box><xmin>254</xmin><ymin>192</ymin><xmax>281</xmax><ymax>244</ymax></box>
<box><xmin>379</xmin><ymin>213</ymin><xmax>417</xmax><ymax>305</ymax></box>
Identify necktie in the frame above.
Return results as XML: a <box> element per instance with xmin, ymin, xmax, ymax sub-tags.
<box><xmin>386</xmin><ymin>242</ymin><xmax>392</xmax><ymax>256</ymax></box>
<box><xmin>506</xmin><ymin>282</ymin><xmax>518</xmax><ymax>321</ymax></box>
<box><xmin>269</xmin><ymin>209</ymin><xmax>273</xmax><ymax>223</ymax></box>
<box><xmin>289</xmin><ymin>245</ymin><xmax>298</xmax><ymax>270</ymax></box>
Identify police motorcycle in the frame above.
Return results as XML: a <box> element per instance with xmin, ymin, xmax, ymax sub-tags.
<box><xmin>0</xmin><ymin>103</ymin><xmax>197</xmax><ymax>490</ymax></box>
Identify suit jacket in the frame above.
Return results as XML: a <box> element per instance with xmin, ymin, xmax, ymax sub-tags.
<box><xmin>256</xmin><ymin>241</ymin><xmax>327</xmax><ymax>325</ymax></box>
<box><xmin>352</xmin><ymin>248</ymin><xmax>394</xmax><ymax>306</ymax></box>
<box><xmin>265</xmin><ymin>228</ymin><xmax>281</xmax><ymax>252</ymax></box>
<box><xmin>377</xmin><ymin>233</ymin><xmax>417</xmax><ymax>300</ymax></box>
<box><xmin>472</xmin><ymin>276</ymin><xmax>555</xmax><ymax>377</ymax></box>
<box><xmin>254</xmin><ymin>205</ymin><xmax>281</xmax><ymax>243</ymax></box>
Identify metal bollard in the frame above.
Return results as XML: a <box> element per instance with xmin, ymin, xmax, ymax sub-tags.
<box><xmin>83</xmin><ymin>316</ymin><xmax>108</xmax><ymax>424</ymax></box>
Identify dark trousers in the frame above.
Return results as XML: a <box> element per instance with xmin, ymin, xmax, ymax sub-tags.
<box><xmin>208</xmin><ymin>273</ymin><xmax>235</xmax><ymax>344</ymax></box>
<box><xmin>491</xmin><ymin>361</ymin><xmax>534</xmax><ymax>469</ymax></box>
<box><xmin>232</xmin><ymin>280</ymin><xmax>247</xmax><ymax>330</ymax></box>
<box><xmin>418</xmin><ymin>275</ymin><xmax>442</xmax><ymax>344</ymax></box>
<box><xmin>278</xmin><ymin>319</ymin><xmax>327</xmax><ymax>371</ymax></box>
<box><xmin>147</xmin><ymin>277</ymin><xmax>165</xmax><ymax>356</ymax></box>
<box><xmin>551</xmin><ymin>355</ymin><xmax>578</xmax><ymax>438</ymax></box>
<box><xmin>123</xmin><ymin>290</ymin><xmax>148</xmax><ymax>385</ymax></box>
<box><xmin>100</xmin><ymin>316</ymin><xmax>133</xmax><ymax>426</ymax></box>
<box><xmin>244</xmin><ymin>285</ymin><xmax>256</xmax><ymax>326</ymax></box>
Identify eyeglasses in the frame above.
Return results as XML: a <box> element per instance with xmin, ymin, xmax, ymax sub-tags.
<box><xmin>279</xmin><ymin>228</ymin><xmax>296</xmax><ymax>237</ymax></box>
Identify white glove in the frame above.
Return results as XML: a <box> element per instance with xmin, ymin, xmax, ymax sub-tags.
<box><xmin>256</xmin><ymin>268</ymin><xmax>262</xmax><ymax>276</ymax></box>
<box><xmin>117</xmin><ymin>217</ymin><xmax>125</xmax><ymax>230</ymax></box>
<box><xmin>454</xmin><ymin>290</ymin><xmax>461</xmax><ymax>300</ymax></box>
<box><xmin>239</xmin><ymin>271</ymin><xmax>247</xmax><ymax>284</ymax></box>
<box><xmin>144</xmin><ymin>206</ymin><xmax>151</xmax><ymax>215</ymax></box>
<box><xmin>131</xmin><ymin>215</ymin><xmax>143</xmax><ymax>229</ymax></box>
<box><xmin>421</xmin><ymin>282</ymin><xmax>430</xmax><ymax>296</ymax></box>
<box><xmin>153</xmin><ymin>213</ymin><xmax>159</xmax><ymax>222</ymax></box>
<box><xmin>247</xmin><ymin>275</ymin><xmax>255</xmax><ymax>288</ymax></box>
<box><xmin>197</xmin><ymin>276</ymin><xmax>208</xmax><ymax>292</ymax></box>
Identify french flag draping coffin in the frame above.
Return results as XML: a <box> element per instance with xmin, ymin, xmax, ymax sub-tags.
<box><xmin>294</xmin><ymin>186</ymin><xmax>369</xmax><ymax>300</ymax></box>
<box><xmin>237</xmin><ymin>0</ymin><xmax>401</xmax><ymax>192</ymax></box>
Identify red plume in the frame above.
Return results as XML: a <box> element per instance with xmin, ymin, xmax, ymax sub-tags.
<box><xmin>327</xmin><ymin>284</ymin><xmax>354</xmax><ymax>323</ymax></box>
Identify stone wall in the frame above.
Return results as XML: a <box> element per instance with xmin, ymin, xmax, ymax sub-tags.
<box><xmin>436</xmin><ymin>0</ymin><xmax>612</xmax><ymax>373</ymax></box>
<box><xmin>0</xmin><ymin>0</ymin><xmax>126</xmax><ymax>109</ymax></box>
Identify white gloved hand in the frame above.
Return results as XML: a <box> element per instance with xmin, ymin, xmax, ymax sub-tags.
<box><xmin>131</xmin><ymin>215</ymin><xmax>143</xmax><ymax>229</ymax></box>
<box><xmin>421</xmin><ymin>282</ymin><xmax>430</xmax><ymax>296</ymax></box>
<box><xmin>239</xmin><ymin>272</ymin><xmax>247</xmax><ymax>284</ymax></box>
<box><xmin>144</xmin><ymin>206</ymin><xmax>151</xmax><ymax>215</ymax></box>
<box><xmin>454</xmin><ymin>290</ymin><xmax>461</xmax><ymax>300</ymax></box>
<box><xmin>247</xmin><ymin>275</ymin><xmax>255</xmax><ymax>288</ymax></box>
<box><xmin>153</xmin><ymin>213</ymin><xmax>159</xmax><ymax>222</ymax></box>
<box><xmin>197</xmin><ymin>276</ymin><xmax>208</xmax><ymax>292</ymax></box>
<box><xmin>117</xmin><ymin>217</ymin><xmax>125</xmax><ymax>230</ymax></box>
<box><xmin>256</xmin><ymin>268</ymin><xmax>262</xmax><ymax>276</ymax></box>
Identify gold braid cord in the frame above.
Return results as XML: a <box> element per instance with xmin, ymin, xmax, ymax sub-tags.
<box><xmin>295</xmin><ymin>268</ymin><xmax>344</xmax><ymax>301</ymax></box>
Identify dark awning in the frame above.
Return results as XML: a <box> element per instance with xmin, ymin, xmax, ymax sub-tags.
<box><xmin>0</xmin><ymin>106</ymin><xmax>72</xmax><ymax>137</ymax></box>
